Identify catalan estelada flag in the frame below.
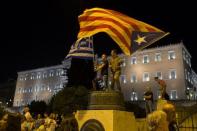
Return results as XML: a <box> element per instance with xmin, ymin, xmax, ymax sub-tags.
<box><xmin>66</xmin><ymin>37</ymin><xmax>94</xmax><ymax>59</ymax></box>
<box><xmin>78</xmin><ymin>8</ymin><xmax>169</xmax><ymax>55</ymax></box>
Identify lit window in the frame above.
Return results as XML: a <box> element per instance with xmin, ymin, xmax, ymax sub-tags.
<box><xmin>143</xmin><ymin>55</ymin><xmax>149</xmax><ymax>64</ymax></box>
<box><xmin>61</xmin><ymin>70</ymin><xmax>64</xmax><ymax>75</ymax></box>
<box><xmin>49</xmin><ymin>71</ymin><xmax>54</xmax><ymax>77</ymax></box>
<box><xmin>120</xmin><ymin>75</ymin><xmax>126</xmax><ymax>84</ymax></box>
<box><xmin>43</xmin><ymin>72</ymin><xmax>47</xmax><ymax>78</ymax></box>
<box><xmin>185</xmin><ymin>69</ymin><xmax>187</xmax><ymax>80</ymax></box>
<box><xmin>188</xmin><ymin>72</ymin><xmax>190</xmax><ymax>82</ymax></box>
<box><xmin>56</xmin><ymin>70</ymin><xmax>61</xmax><ymax>76</ymax></box>
<box><xmin>38</xmin><ymin>86</ymin><xmax>40</xmax><ymax>92</ymax></box>
<box><xmin>37</xmin><ymin>73</ymin><xmax>41</xmax><ymax>79</ymax></box>
<box><xmin>131</xmin><ymin>91</ymin><xmax>138</xmax><ymax>101</ymax></box>
<box><xmin>156</xmin><ymin>71</ymin><xmax>162</xmax><ymax>79</ymax></box>
<box><xmin>143</xmin><ymin>72</ymin><xmax>150</xmax><ymax>82</ymax></box>
<box><xmin>168</xmin><ymin>51</ymin><xmax>176</xmax><ymax>60</ymax></box>
<box><xmin>169</xmin><ymin>69</ymin><xmax>176</xmax><ymax>79</ymax></box>
<box><xmin>170</xmin><ymin>90</ymin><xmax>178</xmax><ymax>100</ymax></box>
<box><xmin>188</xmin><ymin>58</ymin><xmax>191</xmax><ymax>67</ymax></box>
<box><xmin>130</xmin><ymin>73</ymin><xmax>137</xmax><ymax>83</ymax></box>
<box><xmin>131</xmin><ymin>57</ymin><xmax>137</xmax><ymax>64</ymax></box>
<box><xmin>121</xmin><ymin>58</ymin><xmax>126</xmax><ymax>67</ymax></box>
<box><xmin>109</xmin><ymin>81</ymin><xmax>111</xmax><ymax>85</ymax></box>
<box><xmin>155</xmin><ymin>53</ymin><xmax>161</xmax><ymax>62</ymax></box>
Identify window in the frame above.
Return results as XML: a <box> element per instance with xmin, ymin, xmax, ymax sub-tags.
<box><xmin>122</xmin><ymin>58</ymin><xmax>126</xmax><ymax>67</ymax></box>
<box><xmin>61</xmin><ymin>70</ymin><xmax>64</xmax><ymax>75</ymax></box>
<box><xmin>143</xmin><ymin>55</ymin><xmax>149</xmax><ymax>64</ymax></box>
<box><xmin>188</xmin><ymin>58</ymin><xmax>191</xmax><ymax>67</ymax></box>
<box><xmin>56</xmin><ymin>70</ymin><xmax>62</xmax><ymax>76</ymax></box>
<box><xmin>49</xmin><ymin>71</ymin><xmax>54</xmax><ymax>77</ymax></box>
<box><xmin>185</xmin><ymin>69</ymin><xmax>187</xmax><ymax>80</ymax></box>
<box><xmin>120</xmin><ymin>75</ymin><xmax>126</xmax><ymax>84</ymax></box>
<box><xmin>130</xmin><ymin>73</ymin><xmax>137</xmax><ymax>83</ymax></box>
<box><xmin>170</xmin><ymin>90</ymin><xmax>178</xmax><ymax>100</ymax></box>
<box><xmin>43</xmin><ymin>72</ymin><xmax>47</xmax><ymax>78</ymax></box>
<box><xmin>168</xmin><ymin>51</ymin><xmax>176</xmax><ymax>60</ymax></box>
<box><xmin>169</xmin><ymin>69</ymin><xmax>176</xmax><ymax>79</ymax></box>
<box><xmin>37</xmin><ymin>73</ymin><xmax>41</xmax><ymax>79</ymax></box>
<box><xmin>143</xmin><ymin>72</ymin><xmax>150</xmax><ymax>82</ymax></box>
<box><xmin>131</xmin><ymin>91</ymin><xmax>138</xmax><ymax>101</ymax></box>
<box><xmin>131</xmin><ymin>57</ymin><xmax>137</xmax><ymax>64</ymax></box>
<box><xmin>156</xmin><ymin>71</ymin><xmax>162</xmax><ymax>79</ymax></box>
<box><xmin>188</xmin><ymin>72</ymin><xmax>190</xmax><ymax>82</ymax></box>
<box><xmin>155</xmin><ymin>53</ymin><xmax>161</xmax><ymax>62</ymax></box>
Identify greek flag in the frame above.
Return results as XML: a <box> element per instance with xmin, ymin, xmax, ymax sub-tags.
<box><xmin>66</xmin><ymin>37</ymin><xmax>94</xmax><ymax>59</ymax></box>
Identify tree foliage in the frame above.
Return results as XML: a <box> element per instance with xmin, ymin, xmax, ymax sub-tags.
<box><xmin>48</xmin><ymin>85</ymin><xmax>89</xmax><ymax>115</ymax></box>
<box><xmin>29</xmin><ymin>100</ymin><xmax>47</xmax><ymax>117</ymax></box>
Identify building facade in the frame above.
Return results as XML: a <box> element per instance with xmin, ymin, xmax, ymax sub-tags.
<box><xmin>13</xmin><ymin>60</ymin><xmax>70</xmax><ymax>107</ymax></box>
<box><xmin>13</xmin><ymin>43</ymin><xmax>197</xmax><ymax>107</ymax></box>
<box><xmin>116</xmin><ymin>43</ymin><xmax>197</xmax><ymax>101</ymax></box>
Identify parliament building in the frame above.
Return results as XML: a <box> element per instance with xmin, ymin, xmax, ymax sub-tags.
<box><xmin>13</xmin><ymin>42</ymin><xmax>197</xmax><ymax>107</ymax></box>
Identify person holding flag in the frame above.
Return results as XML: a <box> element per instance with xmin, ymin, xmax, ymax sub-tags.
<box><xmin>109</xmin><ymin>49</ymin><xmax>123</xmax><ymax>91</ymax></box>
<box><xmin>92</xmin><ymin>53</ymin><xmax>109</xmax><ymax>91</ymax></box>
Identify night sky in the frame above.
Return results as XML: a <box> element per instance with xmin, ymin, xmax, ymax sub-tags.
<box><xmin>1</xmin><ymin>0</ymin><xmax>197</xmax><ymax>83</ymax></box>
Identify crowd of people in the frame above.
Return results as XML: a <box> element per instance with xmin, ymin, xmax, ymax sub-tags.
<box><xmin>0</xmin><ymin>106</ymin><xmax>64</xmax><ymax>131</ymax></box>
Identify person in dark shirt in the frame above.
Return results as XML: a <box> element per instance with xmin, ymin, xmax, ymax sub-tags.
<box><xmin>144</xmin><ymin>87</ymin><xmax>153</xmax><ymax>115</ymax></box>
<box><xmin>93</xmin><ymin>54</ymin><xmax>109</xmax><ymax>90</ymax></box>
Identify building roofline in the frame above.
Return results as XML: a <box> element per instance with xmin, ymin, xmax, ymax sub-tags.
<box><xmin>17</xmin><ymin>64</ymin><xmax>63</xmax><ymax>75</ymax></box>
<box><xmin>119</xmin><ymin>42</ymin><xmax>191</xmax><ymax>57</ymax></box>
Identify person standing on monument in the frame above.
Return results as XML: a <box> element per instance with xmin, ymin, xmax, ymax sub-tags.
<box><xmin>92</xmin><ymin>53</ymin><xmax>109</xmax><ymax>90</ymax></box>
<box><xmin>144</xmin><ymin>86</ymin><xmax>154</xmax><ymax>115</ymax></box>
<box><xmin>109</xmin><ymin>49</ymin><xmax>122</xmax><ymax>91</ymax></box>
<box><xmin>154</xmin><ymin>77</ymin><xmax>169</xmax><ymax>100</ymax></box>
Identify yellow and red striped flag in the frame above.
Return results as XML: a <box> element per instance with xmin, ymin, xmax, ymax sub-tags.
<box><xmin>78</xmin><ymin>8</ymin><xmax>169</xmax><ymax>55</ymax></box>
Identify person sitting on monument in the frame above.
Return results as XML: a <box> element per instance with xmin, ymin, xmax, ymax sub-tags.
<box><xmin>92</xmin><ymin>53</ymin><xmax>109</xmax><ymax>91</ymax></box>
<box><xmin>109</xmin><ymin>49</ymin><xmax>122</xmax><ymax>91</ymax></box>
<box><xmin>154</xmin><ymin>77</ymin><xmax>169</xmax><ymax>100</ymax></box>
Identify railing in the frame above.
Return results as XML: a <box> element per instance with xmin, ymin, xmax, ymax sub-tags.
<box><xmin>134</xmin><ymin>100</ymin><xmax>197</xmax><ymax>131</ymax></box>
<box><xmin>176</xmin><ymin>103</ymin><xmax>197</xmax><ymax>130</ymax></box>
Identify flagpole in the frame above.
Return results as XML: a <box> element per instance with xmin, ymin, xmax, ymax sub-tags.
<box><xmin>91</xmin><ymin>36</ymin><xmax>97</xmax><ymax>71</ymax></box>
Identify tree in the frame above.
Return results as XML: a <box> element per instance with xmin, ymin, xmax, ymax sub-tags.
<box><xmin>29</xmin><ymin>100</ymin><xmax>47</xmax><ymax>117</ymax></box>
<box><xmin>48</xmin><ymin>85</ymin><xmax>89</xmax><ymax>115</ymax></box>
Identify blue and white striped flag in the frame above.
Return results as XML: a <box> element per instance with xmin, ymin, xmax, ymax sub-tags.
<box><xmin>66</xmin><ymin>37</ymin><xmax>94</xmax><ymax>59</ymax></box>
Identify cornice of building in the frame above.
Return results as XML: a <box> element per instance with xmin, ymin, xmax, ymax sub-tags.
<box><xmin>17</xmin><ymin>64</ymin><xmax>63</xmax><ymax>75</ymax></box>
<box><xmin>118</xmin><ymin>42</ymin><xmax>191</xmax><ymax>58</ymax></box>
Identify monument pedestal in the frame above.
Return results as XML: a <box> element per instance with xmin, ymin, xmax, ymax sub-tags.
<box><xmin>75</xmin><ymin>91</ymin><xmax>137</xmax><ymax>131</ymax></box>
<box><xmin>75</xmin><ymin>110</ymin><xmax>137</xmax><ymax>131</ymax></box>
